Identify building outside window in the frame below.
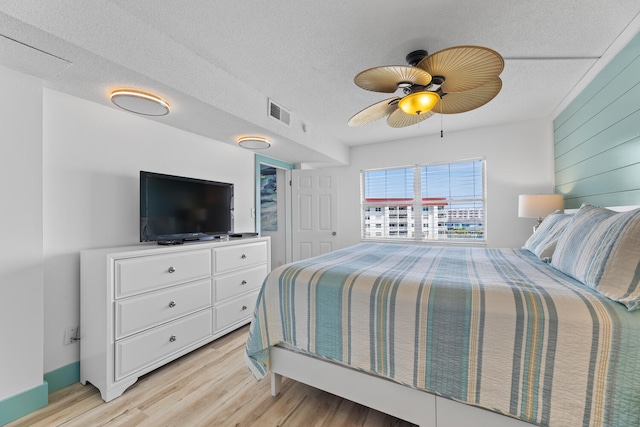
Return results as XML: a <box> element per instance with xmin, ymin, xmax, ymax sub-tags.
<box><xmin>361</xmin><ymin>159</ymin><xmax>485</xmax><ymax>243</ymax></box>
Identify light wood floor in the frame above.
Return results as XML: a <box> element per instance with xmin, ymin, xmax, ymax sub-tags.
<box><xmin>8</xmin><ymin>325</ymin><xmax>414</xmax><ymax>426</ymax></box>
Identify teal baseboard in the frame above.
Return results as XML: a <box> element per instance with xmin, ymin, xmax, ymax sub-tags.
<box><xmin>0</xmin><ymin>361</ymin><xmax>80</xmax><ymax>426</ymax></box>
<box><xmin>0</xmin><ymin>382</ymin><xmax>48</xmax><ymax>426</ymax></box>
<box><xmin>44</xmin><ymin>361</ymin><xmax>80</xmax><ymax>394</ymax></box>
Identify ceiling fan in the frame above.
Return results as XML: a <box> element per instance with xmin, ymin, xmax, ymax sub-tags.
<box><xmin>348</xmin><ymin>46</ymin><xmax>504</xmax><ymax>128</ymax></box>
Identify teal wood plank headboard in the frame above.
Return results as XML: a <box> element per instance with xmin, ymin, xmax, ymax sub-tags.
<box><xmin>554</xmin><ymin>31</ymin><xmax>640</xmax><ymax>209</ymax></box>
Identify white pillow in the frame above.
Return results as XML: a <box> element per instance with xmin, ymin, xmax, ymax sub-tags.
<box><xmin>522</xmin><ymin>210</ymin><xmax>573</xmax><ymax>261</ymax></box>
<box><xmin>551</xmin><ymin>205</ymin><xmax>640</xmax><ymax>310</ymax></box>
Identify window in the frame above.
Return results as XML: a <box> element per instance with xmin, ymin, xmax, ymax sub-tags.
<box><xmin>361</xmin><ymin>159</ymin><xmax>485</xmax><ymax>243</ymax></box>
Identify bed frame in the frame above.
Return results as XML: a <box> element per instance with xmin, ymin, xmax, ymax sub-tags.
<box><xmin>269</xmin><ymin>346</ymin><xmax>532</xmax><ymax>427</ymax></box>
<box><xmin>268</xmin><ymin>206</ymin><xmax>639</xmax><ymax>427</ymax></box>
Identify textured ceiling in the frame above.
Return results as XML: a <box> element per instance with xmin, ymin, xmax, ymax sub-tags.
<box><xmin>0</xmin><ymin>1</ymin><xmax>639</xmax><ymax>166</ymax></box>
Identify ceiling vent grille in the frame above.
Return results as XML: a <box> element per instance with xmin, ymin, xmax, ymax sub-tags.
<box><xmin>268</xmin><ymin>99</ymin><xmax>290</xmax><ymax>126</ymax></box>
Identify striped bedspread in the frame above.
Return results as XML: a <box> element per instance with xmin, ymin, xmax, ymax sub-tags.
<box><xmin>245</xmin><ymin>243</ymin><xmax>640</xmax><ymax>427</ymax></box>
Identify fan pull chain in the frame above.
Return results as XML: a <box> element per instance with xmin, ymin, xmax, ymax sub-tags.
<box><xmin>440</xmin><ymin>114</ymin><xmax>444</xmax><ymax>138</ymax></box>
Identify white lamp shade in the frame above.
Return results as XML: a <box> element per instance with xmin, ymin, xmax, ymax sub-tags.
<box><xmin>518</xmin><ymin>194</ymin><xmax>563</xmax><ymax>219</ymax></box>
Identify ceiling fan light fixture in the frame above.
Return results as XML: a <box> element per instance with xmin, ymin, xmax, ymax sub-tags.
<box><xmin>398</xmin><ymin>91</ymin><xmax>440</xmax><ymax>115</ymax></box>
<box><xmin>237</xmin><ymin>136</ymin><xmax>271</xmax><ymax>149</ymax></box>
<box><xmin>349</xmin><ymin>45</ymin><xmax>503</xmax><ymax>127</ymax></box>
<box><xmin>110</xmin><ymin>89</ymin><xmax>170</xmax><ymax>116</ymax></box>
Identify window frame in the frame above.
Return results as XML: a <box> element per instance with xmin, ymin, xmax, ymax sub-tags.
<box><xmin>360</xmin><ymin>158</ymin><xmax>487</xmax><ymax>245</ymax></box>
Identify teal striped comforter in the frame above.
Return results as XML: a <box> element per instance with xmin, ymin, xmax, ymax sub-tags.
<box><xmin>245</xmin><ymin>243</ymin><xmax>640</xmax><ymax>427</ymax></box>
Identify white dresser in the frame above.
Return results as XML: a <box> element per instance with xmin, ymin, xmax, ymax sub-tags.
<box><xmin>80</xmin><ymin>237</ymin><xmax>270</xmax><ymax>402</ymax></box>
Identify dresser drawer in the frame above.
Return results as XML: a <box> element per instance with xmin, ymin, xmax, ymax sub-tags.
<box><xmin>115</xmin><ymin>279</ymin><xmax>212</xmax><ymax>339</ymax></box>
<box><xmin>215</xmin><ymin>291</ymin><xmax>259</xmax><ymax>332</ymax></box>
<box><xmin>115</xmin><ymin>309</ymin><xmax>213</xmax><ymax>381</ymax></box>
<box><xmin>115</xmin><ymin>250</ymin><xmax>211</xmax><ymax>298</ymax></box>
<box><xmin>214</xmin><ymin>241</ymin><xmax>268</xmax><ymax>274</ymax></box>
<box><xmin>214</xmin><ymin>265</ymin><xmax>267</xmax><ymax>302</ymax></box>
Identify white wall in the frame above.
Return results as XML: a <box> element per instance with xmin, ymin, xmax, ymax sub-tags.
<box><xmin>333</xmin><ymin>118</ymin><xmax>556</xmax><ymax>249</ymax></box>
<box><xmin>0</xmin><ymin>66</ymin><xmax>44</xmax><ymax>400</ymax></box>
<box><xmin>42</xmin><ymin>89</ymin><xmax>257</xmax><ymax>372</ymax></box>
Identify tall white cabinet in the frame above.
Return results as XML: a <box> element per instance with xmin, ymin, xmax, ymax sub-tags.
<box><xmin>80</xmin><ymin>237</ymin><xmax>270</xmax><ymax>402</ymax></box>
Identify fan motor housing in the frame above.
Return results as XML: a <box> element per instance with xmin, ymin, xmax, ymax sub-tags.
<box><xmin>405</xmin><ymin>50</ymin><xmax>428</xmax><ymax>66</ymax></box>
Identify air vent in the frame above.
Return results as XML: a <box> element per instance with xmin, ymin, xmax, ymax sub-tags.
<box><xmin>268</xmin><ymin>99</ymin><xmax>290</xmax><ymax>126</ymax></box>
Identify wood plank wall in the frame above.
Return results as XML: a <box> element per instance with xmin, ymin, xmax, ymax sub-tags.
<box><xmin>554</xmin><ymin>31</ymin><xmax>640</xmax><ymax>209</ymax></box>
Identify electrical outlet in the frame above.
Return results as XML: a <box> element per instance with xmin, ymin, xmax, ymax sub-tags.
<box><xmin>64</xmin><ymin>326</ymin><xmax>78</xmax><ymax>345</ymax></box>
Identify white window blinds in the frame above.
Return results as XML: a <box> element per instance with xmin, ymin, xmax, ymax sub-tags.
<box><xmin>361</xmin><ymin>159</ymin><xmax>485</xmax><ymax>242</ymax></box>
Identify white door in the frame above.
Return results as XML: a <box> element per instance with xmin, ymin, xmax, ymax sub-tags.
<box><xmin>292</xmin><ymin>169</ymin><xmax>338</xmax><ymax>261</ymax></box>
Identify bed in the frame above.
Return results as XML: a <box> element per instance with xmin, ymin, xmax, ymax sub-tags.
<box><xmin>245</xmin><ymin>205</ymin><xmax>640</xmax><ymax>427</ymax></box>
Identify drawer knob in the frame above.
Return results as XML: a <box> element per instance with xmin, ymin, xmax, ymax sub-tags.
<box><xmin>168</xmin><ymin>266</ymin><xmax>176</xmax><ymax>273</ymax></box>
<box><xmin>241</xmin><ymin>280</ymin><xmax>247</xmax><ymax>285</ymax></box>
<box><xmin>168</xmin><ymin>301</ymin><xmax>176</xmax><ymax>308</ymax></box>
<box><xmin>242</xmin><ymin>305</ymin><xmax>248</xmax><ymax>311</ymax></box>
<box><xmin>169</xmin><ymin>335</ymin><xmax>177</xmax><ymax>342</ymax></box>
<box><xmin>241</xmin><ymin>254</ymin><xmax>247</xmax><ymax>259</ymax></box>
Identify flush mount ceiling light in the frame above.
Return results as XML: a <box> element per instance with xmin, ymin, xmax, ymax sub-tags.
<box><xmin>237</xmin><ymin>136</ymin><xmax>271</xmax><ymax>149</ymax></box>
<box><xmin>110</xmin><ymin>89</ymin><xmax>170</xmax><ymax>116</ymax></box>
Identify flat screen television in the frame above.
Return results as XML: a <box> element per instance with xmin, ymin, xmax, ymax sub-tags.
<box><xmin>140</xmin><ymin>171</ymin><xmax>234</xmax><ymax>242</ymax></box>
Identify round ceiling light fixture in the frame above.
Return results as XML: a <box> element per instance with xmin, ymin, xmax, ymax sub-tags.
<box><xmin>110</xmin><ymin>89</ymin><xmax>170</xmax><ymax>116</ymax></box>
<box><xmin>398</xmin><ymin>91</ymin><xmax>440</xmax><ymax>115</ymax></box>
<box><xmin>237</xmin><ymin>136</ymin><xmax>271</xmax><ymax>149</ymax></box>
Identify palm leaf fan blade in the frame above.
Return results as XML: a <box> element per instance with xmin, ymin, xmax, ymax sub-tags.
<box><xmin>433</xmin><ymin>78</ymin><xmax>502</xmax><ymax>114</ymax></box>
<box><xmin>417</xmin><ymin>46</ymin><xmax>504</xmax><ymax>93</ymax></box>
<box><xmin>387</xmin><ymin>108</ymin><xmax>435</xmax><ymax>128</ymax></box>
<box><xmin>354</xmin><ymin>66</ymin><xmax>432</xmax><ymax>93</ymax></box>
<box><xmin>348</xmin><ymin>97</ymin><xmax>400</xmax><ymax>126</ymax></box>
